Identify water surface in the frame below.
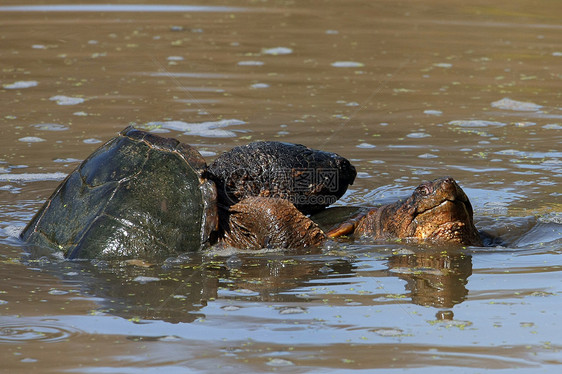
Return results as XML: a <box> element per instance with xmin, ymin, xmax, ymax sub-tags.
<box><xmin>1</xmin><ymin>0</ymin><xmax>561</xmax><ymax>372</ymax></box>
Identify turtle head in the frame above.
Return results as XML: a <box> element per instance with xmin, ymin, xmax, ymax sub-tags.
<box><xmin>353</xmin><ymin>177</ymin><xmax>482</xmax><ymax>246</ymax></box>
<box><xmin>395</xmin><ymin>177</ymin><xmax>482</xmax><ymax>245</ymax></box>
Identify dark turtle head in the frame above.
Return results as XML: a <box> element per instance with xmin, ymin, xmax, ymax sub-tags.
<box><xmin>354</xmin><ymin>177</ymin><xmax>482</xmax><ymax>246</ymax></box>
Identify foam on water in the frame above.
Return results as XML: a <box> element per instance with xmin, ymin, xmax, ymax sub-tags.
<box><xmin>491</xmin><ymin>98</ymin><xmax>542</xmax><ymax>111</ymax></box>
<box><xmin>49</xmin><ymin>95</ymin><xmax>85</xmax><ymax>105</ymax></box>
<box><xmin>133</xmin><ymin>276</ymin><xmax>161</xmax><ymax>284</ymax></box>
<box><xmin>83</xmin><ymin>138</ymin><xmax>102</xmax><ymax>144</ymax></box>
<box><xmin>407</xmin><ymin>132</ymin><xmax>431</xmax><ymax>138</ymax></box>
<box><xmin>418</xmin><ymin>153</ymin><xmax>438</xmax><ymax>159</ymax></box>
<box><xmin>331</xmin><ymin>61</ymin><xmax>364</xmax><ymax>68</ymax></box>
<box><xmin>424</xmin><ymin>110</ymin><xmax>442</xmax><ymax>116</ymax></box>
<box><xmin>198</xmin><ymin>150</ymin><xmax>217</xmax><ymax>157</ymax></box>
<box><xmin>238</xmin><ymin>61</ymin><xmax>264</xmax><ymax>66</ymax></box>
<box><xmin>262</xmin><ymin>47</ymin><xmax>293</xmax><ymax>55</ymax></box>
<box><xmin>356</xmin><ymin>143</ymin><xmax>376</xmax><ymax>149</ymax></box>
<box><xmin>448</xmin><ymin>120</ymin><xmax>506</xmax><ymax>127</ymax></box>
<box><xmin>0</xmin><ymin>172</ymin><xmax>67</xmax><ymax>182</ymax></box>
<box><xmin>1</xmin><ymin>224</ymin><xmax>25</xmax><ymax>238</ymax></box>
<box><xmin>251</xmin><ymin>83</ymin><xmax>270</xmax><ymax>89</ymax></box>
<box><xmin>3</xmin><ymin>81</ymin><xmax>38</xmax><ymax>89</ymax></box>
<box><xmin>31</xmin><ymin>123</ymin><xmax>69</xmax><ymax>131</ymax></box>
<box><xmin>18</xmin><ymin>137</ymin><xmax>45</xmax><ymax>143</ymax></box>
<box><xmin>142</xmin><ymin>119</ymin><xmax>246</xmax><ymax>138</ymax></box>
<box><xmin>53</xmin><ymin>158</ymin><xmax>82</xmax><ymax>163</ymax></box>
<box><xmin>433</xmin><ymin>62</ymin><xmax>452</xmax><ymax>68</ymax></box>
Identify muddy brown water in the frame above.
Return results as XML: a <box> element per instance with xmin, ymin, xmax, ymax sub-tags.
<box><xmin>1</xmin><ymin>1</ymin><xmax>561</xmax><ymax>372</ymax></box>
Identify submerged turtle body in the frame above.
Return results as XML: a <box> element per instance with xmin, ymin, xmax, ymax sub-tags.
<box><xmin>327</xmin><ymin>177</ymin><xmax>482</xmax><ymax>246</ymax></box>
<box><xmin>20</xmin><ymin>126</ymin><xmax>218</xmax><ymax>259</ymax></box>
<box><xmin>207</xmin><ymin>141</ymin><xmax>357</xmax><ymax>214</ymax></box>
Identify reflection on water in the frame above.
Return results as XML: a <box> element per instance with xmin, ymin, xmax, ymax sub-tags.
<box><xmin>18</xmin><ymin>250</ymin><xmax>356</xmax><ymax>323</ymax></box>
<box><xmin>32</xmin><ymin>247</ymin><xmax>474</xmax><ymax>321</ymax></box>
<box><xmin>1</xmin><ymin>0</ymin><xmax>562</xmax><ymax>372</ymax></box>
<box><xmin>387</xmin><ymin>250</ymin><xmax>472</xmax><ymax>308</ymax></box>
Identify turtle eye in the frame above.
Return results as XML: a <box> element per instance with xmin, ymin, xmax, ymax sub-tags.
<box><xmin>417</xmin><ymin>185</ymin><xmax>431</xmax><ymax>196</ymax></box>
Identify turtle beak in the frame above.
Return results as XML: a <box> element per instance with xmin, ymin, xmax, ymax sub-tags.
<box><xmin>440</xmin><ymin>177</ymin><xmax>474</xmax><ymax>219</ymax></box>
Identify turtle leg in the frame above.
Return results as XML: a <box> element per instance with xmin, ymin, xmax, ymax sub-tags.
<box><xmin>221</xmin><ymin>196</ymin><xmax>326</xmax><ymax>250</ymax></box>
<box><xmin>326</xmin><ymin>211</ymin><xmax>369</xmax><ymax>238</ymax></box>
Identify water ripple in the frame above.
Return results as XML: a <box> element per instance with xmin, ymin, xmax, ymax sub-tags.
<box><xmin>0</xmin><ymin>321</ymin><xmax>81</xmax><ymax>343</ymax></box>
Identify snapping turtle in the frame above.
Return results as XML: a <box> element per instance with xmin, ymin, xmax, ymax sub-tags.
<box><xmin>326</xmin><ymin>177</ymin><xmax>483</xmax><ymax>246</ymax></box>
<box><xmin>207</xmin><ymin>141</ymin><xmax>357</xmax><ymax>214</ymax></box>
<box><xmin>20</xmin><ymin>127</ymin><xmax>218</xmax><ymax>259</ymax></box>
<box><xmin>21</xmin><ymin>127</ymin><xmax>355</xmax><ymax>258</ymax></box>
